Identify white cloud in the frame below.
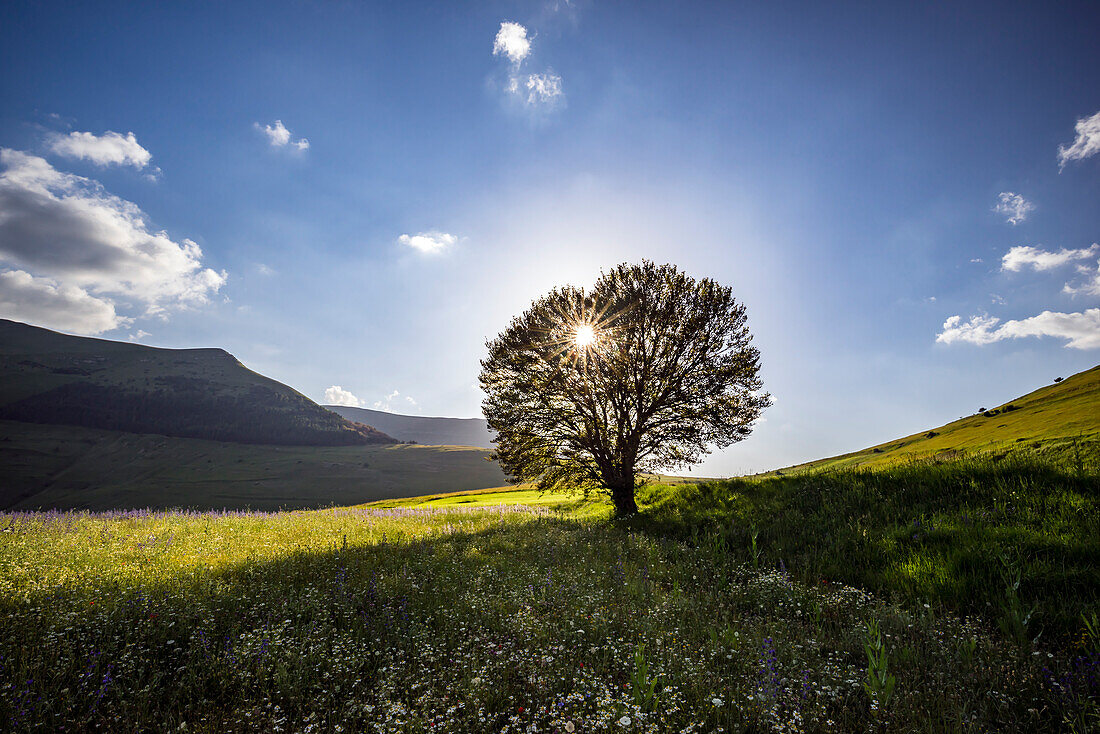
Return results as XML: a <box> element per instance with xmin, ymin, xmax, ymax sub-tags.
<box><xmin>1058</xmin><ymin>110</ymin><xmax>1100</xmax><ymax>169</ymax></box>
<box><xmin>256</xmin><ymin>263</ymin><xmax>276</xmax><ymax>276</ymax></box>
<box><xmin>398</xmin><ymin>230</ymin><xmax>457</xmax><ymax>254</ymax></box>
<box><xmin>1001</xmin><ymin>244</ymin><xmax>1100</xmax><ymax>272</ymax></box>
<box><xmin>937</xmin><ymin>309</ymin><xmax>1100</xmax><ymax>350</ymax></box>
<box><xmin>1064</xmin><ymin>261</ymin><xmax>1100</xmax><ymax>297</ymax></box>
<box><xmin>522</xmin><ymin>72</ymin><xmax>564</xmax><ymax>106</ymax></box>
<box><xmin>493</xmin><ymin>22</ymin><xmax>531</xmax><ymax>65</ymax></box>
<box><xmin>0</xmin><ymin>269</ymin><xmax>127</xmax><ymax>334</ymax></box>
<box><xmin>324</xmin><ymin>385</ymin><xmax>363</xmax><ymax>407</ymax></box>
<box><xmin>993</xmin><ymin>192</ymin><xmax>1034</xmax><ymax>225</ymax></box>
<box><xmin>374</xmin><ymin>389</ymin><xmax>418</xmax><ymax>413</ymax></box>
<box><xmin>0</xmin><ymin>149</ymin><xmax>227</xmax><ymax>332</ymax></box>
<box><xmin>128</xmin><ymin>329</ymin><xmax>151</xmax><ymax>342</ymax></box>
<box><xmin>47</xmin><ymin>130</ymin><xmax>152</xmax><ymax>169</ymax></box>
<box><xmin>255</xmin><ymin>120</ymin><xmax>309</xmax><ymax>151</ymax></box>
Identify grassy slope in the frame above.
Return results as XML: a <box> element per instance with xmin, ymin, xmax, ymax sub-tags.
<box><xmin>0</xmin><ymin>319</ymin><xmax>392</xmax><ymax>446</ymax></box>
<box><xmin>765</xmin><ymin>364</ymin><xmax>1100</xmax><ymax>475</ymax></box>
<box><xmin>0</xmin><ymin>420</ymin><xmax>506</xmax><ymax>511</ymax></box>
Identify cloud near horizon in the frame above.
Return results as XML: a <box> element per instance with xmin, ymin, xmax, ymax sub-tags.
<box><xmin>0</xmin><ymin>149</ymin><xmax>227</xmax><ymax>334</ymax></box>
<box><xmin>993</xmin><ymin>192</ymin><xmax>1034</xmax><ymax>225</ymax></box>
<box><xmin>324</xmin><ymin>385</ymin><xmax>362</xmax><ymax>407</ymax></box>
<box><xmin>374</xmin><ymin>389</ymin><xmax>417</xmax><ymax>413</ymax></box>
<box><xmin>937</xmin><ymin>310</ymin><xmax>1100</xmax><ymax>350</ymax></box>
<box><xmin>1058</xmin><ymin>110</ymin><xmax>1100</xmax><ymax>169</ymax></box>
<box><xmin>47</xmin><ymin>130</ymin><xmax>152</xmax><ymax>169</ymax></box>
<box><xmin>255</xmin><ymin>120</ymin><xmax>309</xmax><ymax>151</ymax></box>
<box><xmin>398</xmin><ymin>231</ymin><xmax>457</xmax><ymax>254</ymax></box>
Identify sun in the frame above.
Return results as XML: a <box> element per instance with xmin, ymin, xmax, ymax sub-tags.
<box><xmin>574</xmin><ymin>324</ymin><xmax>597</xmax><ymax>348</ymax></box>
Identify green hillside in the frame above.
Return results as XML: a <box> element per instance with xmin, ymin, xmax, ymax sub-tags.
<box><xmin>766</xmin><ymin>365</ymin><xmax>1100</xmax><ymax>475</ymax></box>
<box><xmin>0</xmin><ymin>319</ymin><xmax>393</xmax><ymax>446</ymax></box>
<box><xmin>0</xmin><ymin>419</ymin><xmax>506</xmax><ymax>511</ymax></box>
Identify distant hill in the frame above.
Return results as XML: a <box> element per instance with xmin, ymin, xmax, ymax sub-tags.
<box><xmin>0</xmin><ymin>319</ymin><xmax>394</xmax><ymax>446</ymax></box>
<box><xmin>0</xmin><ymin>420</ymin><xmax>506</xmax><ymax>511</ymax></box>
<box><xmin>765</xmin><ymin>364</ymin><xmax>1100</xmax><ymax>475</ymax></box>
<box><xmin>326</xmin><ymin>405</ymin><xmax>495</xmax><ymax>448</ymax></box>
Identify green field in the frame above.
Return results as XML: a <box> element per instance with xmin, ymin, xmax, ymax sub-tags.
<box><xmin>765</xmin><ymin>365</ymin><xmax>1100</xmax><ymax>475</ymax></box>
<box><xmin>1</xmin><ymin>368</ymin><xmax>1098</xmax><ymax>731</ymax></box>
<box><xmin>2</xmin><ymin>452</ymin><xmax>1098</xmax><ymax>732</ymax></box>
<box><xmin>0</xmin><ymin>420</ymin><xmax>506</xmax><ymax>511</ymax></box>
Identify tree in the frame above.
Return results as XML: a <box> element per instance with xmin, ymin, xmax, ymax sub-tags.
<box><xmin>479</xmin><ymin>261</ymin><xmax>771</xmax><ymax>515</ymax></box>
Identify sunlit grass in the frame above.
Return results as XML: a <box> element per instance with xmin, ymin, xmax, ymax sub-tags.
<box><xmin>1</xmin><ymin>454</ymin><xmax>1097</xmax><ymax>732</ymax></box>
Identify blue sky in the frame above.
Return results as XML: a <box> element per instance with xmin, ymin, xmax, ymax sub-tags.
<box><xmin>1</xmin><ymin>0</ymin><xmax>1098</xmax><ymax>473</ymax></box>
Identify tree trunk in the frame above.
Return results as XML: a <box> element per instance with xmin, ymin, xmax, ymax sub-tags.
<box><xmin>609</xmin><ymin>480</ymin><xmax>638</xmax><ymax>516</ymax></box>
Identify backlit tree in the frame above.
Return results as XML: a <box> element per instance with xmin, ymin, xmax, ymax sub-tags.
<box><xmin>480</xmin><ymin>261</ymin><xmax>770</xmax><ymax>515</ymax></box>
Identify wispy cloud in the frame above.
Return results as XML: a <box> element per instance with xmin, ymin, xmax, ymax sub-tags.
<box><xmin>1063</xmin><ymin>260</ymin><xmax>1100</xmax><ymax>297</ymax></box>
<box><xmin>0</xmin><ymin>148</ymin><xmax>226</xmax><ymax>333</ymax></box>
<box><xmin>993</xmin><ymin>192</ymin><xmax>1034</xmax><ymax>225</ymax></box>
<box><xmin>47</xmin><ymin>130</ymin><xmax>152</xmax><ymax>169</ymax></box>
<box><xmin>324</xmin><ymin>385</ymin><xmax>362</xmax><ymax>407</ymax></box>
<box><xmin>491</xmin><ymin>20</ymin><xmax>564</xmax><ymax>111</ymax></box>
<box><xmin>1058</xmin><ymin>110</ymin><xmax>1100</xmax><ymax>169</ymax></box>
<box><xmin>493</xmin><ymin>22</ymin><xmax>531</xmax><ymax>65</ymax></box>
<box><xmin>398</xmin><ymin>230</ymin><xmax>457</xmax><ymax>254</ymax></box>
<box><xmin>520</xmin><ymin>72</ymin><xmax>564</xmax><ymax>106</ymax></box>
<box><xmin>937</xmin><ymin>310</ymin><xmax>1100</xmax><ymax>350</ymax></box>
<box><xmin>374</xmin><ymin>389</ymin><xmax>417</xmax><ymax>413</ymax></box>
<box><xmin>255</xmin><ymin>120</ymin><xmax>310</xmax><ymax>151</ymax></box>
<box><xmin>1001</xmin><ymin>244</ymin><xmax>1100</xmax><ymax>272</ymax></box>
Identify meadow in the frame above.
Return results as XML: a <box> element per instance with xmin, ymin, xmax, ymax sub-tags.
<box><xmin>2</xmin><ymin>455</ymin><xmax>1098</xmax><ymax>732</ymax></box>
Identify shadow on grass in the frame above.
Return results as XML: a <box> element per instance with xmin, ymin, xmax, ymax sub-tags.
<box><xmin>627</xmin><ymin>454</ymin><xmax>1100</xmax><ymax>643</ymax></box>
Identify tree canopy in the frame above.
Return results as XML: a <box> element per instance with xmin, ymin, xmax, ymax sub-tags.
<box><xmin>479</xmin><ymin>261</ymin><xmax>770</xmax><ymax>515</ymax></box>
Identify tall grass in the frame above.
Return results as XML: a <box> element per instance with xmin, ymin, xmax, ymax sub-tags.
<box><xmin>1</xmin><ymin>483</ymin><xmax>1097</xmax><ymax>732</ymax></box>
<box><xmin>636</xmin><ymin>454</ymin><xmax>1100</xmax><ymax>643</ymax></box>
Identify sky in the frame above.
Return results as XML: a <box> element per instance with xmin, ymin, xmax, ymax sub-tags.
<box><xmin>1</xmin><ymin>0</ymin><xmax>1099</xmax><ymax>474</ymax></box>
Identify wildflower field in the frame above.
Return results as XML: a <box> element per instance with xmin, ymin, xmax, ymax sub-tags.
<box><xmin>1</xmin><ymin>457</ymin><xmax>1098</xmax><ymax>732</ymax></box>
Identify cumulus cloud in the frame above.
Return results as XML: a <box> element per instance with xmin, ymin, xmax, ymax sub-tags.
<box><xmin>0</xmin><ymin>149</ymin><xmax>226</xmax><ymax>332</ymax></box>
<box><xmin>0</xmin><ymin>270</ymin><xmax>127</xmax><ymax>334</ymax></box>
<box><xmin>324</xmin><ymin>385</ymin><xmax>362</xmax><ymax>407</ymax></box>
<box><xmin>255</xmin><ymin>120</ymin><xmax>309</xmax><ymax>151</ymax></box>
<box><xmin>1001</xmin><ymin>244</ymin><xmax>1100</xmax><ymax>272</ymax></box>
<box><xmin>47</xmin><ymin>130</ymin><xmax>152</xmax><ymax>169</ymax></box>
<box><xmin>937</xmin><ymin>310</ymin><xmax>1100</xmax><ymax>350</ymax></box>
<box><xmin>1058</xmin><ymin>110</ymin><xmax>1100</xmax><ymax>169</ymax></box>
<box><xmin>398</xmin><ymin>231</ymin><xmax>457</xmax><ymax>254</ymax></box>
<box><xmin>493</xmin><ymin>21</ymin><xmax>531</xmax><ymax>65</ymax></box>
<box><xmin>993</xmin><ymin>192</ymin><xmax>1034</xmax><ymax>225</ymax></box>
<box><xmin>374</xmin><ymin>389</ymin><xmax>417</xmax><ymax>413</ymax></box>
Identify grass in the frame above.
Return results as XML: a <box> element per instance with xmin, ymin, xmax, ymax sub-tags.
<box><xmin>763</xmin><ymin>364</ymin><xmax>1100</xmax><ymax>474</ymax></box>
<box><xmin>0</xmin><ymin>420</ymin><xmax>506</xmax><ymax>511</ymax></box>
<box><xmin>2</xmin><ymin>454</ymin><xmax>1098</xmax><ymax>732</ymax></box>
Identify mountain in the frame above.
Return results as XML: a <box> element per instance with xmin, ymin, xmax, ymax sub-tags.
<box><xmin>767</xmin><ymin>364</ymin><xmax>1100</xmax><ymax>475</ymax></box>
<box><xmin>326</xmin><ymin>405</ymin><xmax>495</xmax><ymax>448</ymax></box>
<box><xmin>0</xmin><ymin>319</ymin><xmax>394</xmax><ymax>446</ymax></box>
<box><xmin>0</xmin><ymin>419</ymin><xmax>506</xmax><ymax>511</ymax></box>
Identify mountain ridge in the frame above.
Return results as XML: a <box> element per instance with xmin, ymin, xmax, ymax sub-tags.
<box><xmin>326</xmin><ymin>405</ymin><xmax>494</xmax><ymax>448</ymax></box>
<box><xmin>0</xmin><ymin>319</ymin><xmax>395</xmax><ymax>446</ymax></box>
